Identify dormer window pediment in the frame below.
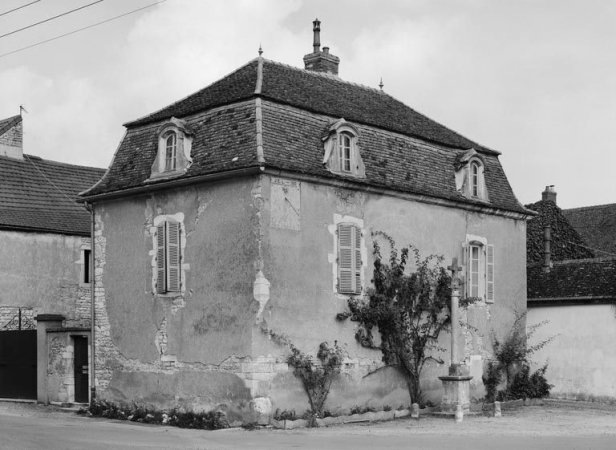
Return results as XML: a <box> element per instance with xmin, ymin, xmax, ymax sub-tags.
<box><xmin>148</xmin><ymin>117</ymin><xmax>194</xmax><ymax>181</ymax></box>
<box><xmin>454</xmin><ymin>148</ymin><xmax>489</xmax><ymax>202</ymax></box>
<box><xmin>322</xmin><ymin>119</ymin><xmax>366</xmax><ymax>178</ymax></box>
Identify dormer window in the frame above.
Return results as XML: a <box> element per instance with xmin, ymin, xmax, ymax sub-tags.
<box><xmin>454</xmin><ymin>148</ymin><xmax>488</xmax><ymax>201</ymax></box>
<box><xmin>148</xmin><ymin>117</ymin><xmax>193</xmax><ymax>181</ymax></box>
<box><xmin>322</xmin><ymin>119</ymin><xmax>366</xmax><ymax>178</ymax></box>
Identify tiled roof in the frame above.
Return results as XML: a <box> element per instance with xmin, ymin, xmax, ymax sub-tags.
<box><xmin>128</xmin><ymin>59</ymin><xmax>498</xmax><ymax>155</ymax></box>
<box><xmin>525</xmin><ymin>200</ymin><xmax>594</xmax><ymax>263</ymax></box>
<box><xmin>0</xmin><ymin>115</ymin><xmax>21</xmax><ymax>136</ymax></box>
<box><xmin>527</xmin><ymin>258</ymin><xmax>616</xmax><ymax>303</ymax></box>
<box><xmin>563</xmin><ymin>204</ymin><xmax>616</xmax><ymax>257</ymax></box>
<box><xmin>0</xmin><ymin>154</ymin><xmax>105</xmax><ymax>235</ymax></box>
<box><xmin>83</xmin><ymin>58</ymin><xmax>529</xmax><ymax>215</ymax></box>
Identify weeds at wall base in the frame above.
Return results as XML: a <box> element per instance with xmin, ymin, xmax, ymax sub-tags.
<box><xmin>81</xmin><ymin>400</ymin><xmax>229</xmax><ymax>430</ymax></box>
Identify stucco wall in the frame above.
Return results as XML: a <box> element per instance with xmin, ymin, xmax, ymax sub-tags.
<box><xmin>93</xmin><ymin>172</ymin><xmax>527</xmax><ymax>420</ymax></box>
<box><xmin>0</xmin><ymin>230</ymin><xmax>90</xmax><ymax>327</ymax></box>
<box><xmin>528</xmin><ymin>304</ymin><xmax>616</xmax><ymax>401</ymax></box>
<box><xmin>93</xmin><ymin>177</ymin><xmax>259</xmax><ymax>418</ymax></box>
<box><xmin>254</xmin><ymin>175</ymin><xmax>527</xmax><ymax>413</ymax></box>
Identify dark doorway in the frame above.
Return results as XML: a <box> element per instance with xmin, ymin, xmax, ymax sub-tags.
<box><xmin>0</xmin><ymin>330</ymin><xmax>37</xmax><ymax>399</ymax></box>
<box><xmin>73</xmin><ymin>336</ymin><xmax>89</xmax><ymax>403</ymax></box>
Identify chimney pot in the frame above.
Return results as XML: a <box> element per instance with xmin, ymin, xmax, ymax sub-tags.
<box><xmin>303</xmin><ymin>20</ymin><xmax>340</xmax><ymax>75</ymax></box>
<box><xmin>541</xmin><ymin>185</ymin><xmax>557</xmax><ymax>204</ymax></box>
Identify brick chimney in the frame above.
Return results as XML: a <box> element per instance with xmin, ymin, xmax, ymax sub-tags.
<box><xmin>303</xmin><ymin>18</ymin><xmax>340</xmax><ymax>76</ymax></box>
<box><xmin>541</xmin><ymin>185</ymin><xmax>557</xmax><ymax>204</ymax></box>
<box><xmin>0</xmin><ymin>115</ymin><xmax>23</xmax><ymax>160</ymax></box>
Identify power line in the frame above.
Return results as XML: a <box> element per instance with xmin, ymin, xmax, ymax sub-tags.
<box><xmin>24</xmin><ymin>155</ymin><xmax>86</xmax><ymax>211</ymax></box>
<box><xmin>0</xmin><ymin>0</ymin><xmax>104</xmax><ymax>40</ymax></box>
<box><xmin>0</xmin><ymin>0</ymin><xmax>41</xmax><ymax>18</ymax></box>
<box><xmin>0</xmin><ymin>0</ymin><xmax>167</xmax><ymax>58</ymax></box>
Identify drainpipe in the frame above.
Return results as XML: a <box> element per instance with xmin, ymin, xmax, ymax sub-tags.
<box><xmin>542</xmin><ymin>225</ymin><xmax>551</xmax><ymax>273</ymax></box>
<box><xmin>85</xmin><ymin>201</ymin><xmax>96</xmax><ymax>404</ymax></box>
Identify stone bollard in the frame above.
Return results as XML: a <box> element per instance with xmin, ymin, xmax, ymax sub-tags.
<box><xmin>494</xmin><ymin>401</ymin><xmax>501</xmax><ymax>418</ymax></box>
<box><xmin>411</xmin><ymin>403</ymin><xmax>419</xmax><ymax>419</ymax></box>
<box><xmin>454</xmin><ymin>404</ymin><xmax>463</xmax><ymax>423</ymax></box>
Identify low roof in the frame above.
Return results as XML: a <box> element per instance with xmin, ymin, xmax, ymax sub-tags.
<box><xmin>0</xmin><ymin>154</ymin><xmax>105</xmax><ymax>235</ymax></box>
<box><xmin>527</xmin><ymin>258</ymin><xmax>616</xmax><ymax>305</ymax></box>
<box><xmin>563</xmin><ymin>204</ymin><xmax>616</xmax><ymax>257</ymax></box>
<box><xmin>82</xmin><ymin>58</ymin><xmax>529</xmax><ymax>216</ymax></box>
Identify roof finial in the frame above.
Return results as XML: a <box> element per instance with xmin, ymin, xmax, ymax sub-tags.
<box><xmin>258</xmin><ymin>44</ymin><xmax>263</xmax><ymax>56</ymax></box>
<box><xmin>312</xmin><ymin>18</ymin><xmax>321</xmax><ymax>53</ymax></box>
<box><xmin>379</xmin><ymin>78</ymin><xmax>384</xmax><ymax>91</ymax></box>
<box><xmin>19</xmin><ymin>104</ymin><xmax>28</xmax><ymax>116</ymax></box>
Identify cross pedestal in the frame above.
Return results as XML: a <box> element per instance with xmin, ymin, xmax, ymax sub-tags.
<box><xmin>438</xmin><ymin>257</ymin><xmax>473</xmax><ymax>413</ymax></box>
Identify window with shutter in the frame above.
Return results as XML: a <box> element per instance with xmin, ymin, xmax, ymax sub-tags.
<box><xmin>338</xmin><ymin>223</ymin><xmax>362</xmax><ymax>294</ymax></box>
<box><xmin>463</xmin><ymin>237</ymin><xmax>495</xmax><ymax>303</ymax></box>
<box><xmin>156</xmin><ymin>220</ymin><xmax>182</xmax><ymax>294</ymax></box>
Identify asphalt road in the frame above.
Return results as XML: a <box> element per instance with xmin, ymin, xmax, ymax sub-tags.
<box><xmin>0</xmin><ymin>400</ymin><xmax>614</xmax><ymax>450</ymax></box>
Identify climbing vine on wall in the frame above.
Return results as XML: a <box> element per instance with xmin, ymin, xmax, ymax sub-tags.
<box><xmin>262</xmin><ymin>328</ymin><xmax>346</xmax><ymax>427</ymax></box>
<box><xmin>342</xmin><ymin>232</ymin><xmax>471</xmax><ymax>404</ymax></box>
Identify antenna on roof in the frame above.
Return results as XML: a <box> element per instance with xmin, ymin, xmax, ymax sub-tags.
<box><xmin>258</xmin><ymin>44</ymin><xmax>263</xmax><ymax>56</ymax></box>
<box><xmin>379</xmin><ymin>78</ymin><xmax>384</xmax><ymax>91</ymax></box>
<box><xmin>19</xmin><ymin>104</ymin><xmax>28</xmax><ymax>115</ymax></box>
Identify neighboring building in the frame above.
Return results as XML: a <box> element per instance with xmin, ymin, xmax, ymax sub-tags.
<box><xmin>563</xmin><ymin>203</ymin><xmax>616</xmax><ymax>257</ymax></box>
<box><xmin>526</xmin><ymin>187</ymin><xmax>616</xmax><ymax>402</ymax></box>
<box><xmin>80</xmin><ymin>21</ymin><xmax>533</xmax><ymax>422</ymax></box>
<box><xmin>0</xmin><ymin>114</ymin><xmax>105</xmax><ymax>404</ymax></box>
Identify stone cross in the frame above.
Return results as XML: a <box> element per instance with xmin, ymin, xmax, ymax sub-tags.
<box><xmin>447</xmin><ymin>257</ymin><xmax>463</xmax><ymax>366</ymax></box>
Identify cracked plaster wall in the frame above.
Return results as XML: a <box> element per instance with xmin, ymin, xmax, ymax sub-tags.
<box><xmin>251</xmin><ymin>175</ymin><xmax>526</xmax><ymax>410</ymax></box>
<box><xmin>93</xmin><ymin>178</ymin><xmax>259</xmax><ymax>417</ymax></box>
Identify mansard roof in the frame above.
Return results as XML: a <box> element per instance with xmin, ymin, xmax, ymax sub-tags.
<box><xmin>0</xmin><ymin>154</ymin><xmax>105</xmax><ymax>235</ymax></box>
<box><xmin>81</xmin><ymin>58</ymin><xmax>529</xmax><ymax>216</ymax></box>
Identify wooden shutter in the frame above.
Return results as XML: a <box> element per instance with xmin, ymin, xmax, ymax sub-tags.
<box><xmin>156</xmin><ymin>223</ymin><xmax>166</xmax><ymax>293</ymax></box>
<box><xmin>486</xmin><ymin>244</ymin><xmax>495</xmax><ymax>303</ymax></box>
<box><xmin>462</xmin><ymin>244</ymin><xmax>468</xmax><ymax>297</ymax></box>
<box><xmin>338</xmin><ymin>224</ymin><xmax>361</xmax><ymax>294</ymax></box>
<box><xmin>166</xmin><ymin>221</ymin><xmax>181</xmax><ymax>292</ymax></box>
<box><xmin>354</xmin><ymin>226</ymin><xmax>362</xmax><ymax>294</ymax></box>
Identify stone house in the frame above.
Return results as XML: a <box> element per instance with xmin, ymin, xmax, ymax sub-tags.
<box><xmin>0</xmin><ymin>114</ymin><xmax>105</xmax><ymax>404</ymax></box>
<box><xmin>80</xmin><ymin>22</ymin><xmax>533</xmax><ymax>422</ymax></box>
<box><xmin>526</xmin><ymin>187</ymin><xmax>616</xmax><ymax>401</ymax></box>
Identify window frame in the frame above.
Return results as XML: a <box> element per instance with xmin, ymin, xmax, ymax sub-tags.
<box><xmin>322</xmin><ymin>119</ymin><xmax>365</xmax><ymax>178</ymax></box>
<box><xmin>463</xmin><ymin>236</ymin><xmax>495</xmax><ymax>303</ymax></box>
<box><xmin>164</xmin><ymin>132</ymin><xmax>178</xmax><ymax>172</ymax></box>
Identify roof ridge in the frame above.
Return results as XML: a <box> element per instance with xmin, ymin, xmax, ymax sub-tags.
<box><xmin>563</xmin><ymin>203</ymin><xmax>616</xmax><ymax>212</ymax></box>
<box><xmin>22</xmin><ymin>154</ymin><xmax>105</xmax><ymax>171</ymax></box>
<box><xmin>378</xmin><ymin>90</ymin><xmax>500</xmax><ymax>156</ymax></box>
<box><xmin>124</xmin><ymin>59</ymin><xmax>260</xmax><ymax>127</ymax></box>
<box><xmin>261</xmin><ymin>58</ymin><xmax>500</xmax><ymax>156</ymax></box>
<box><xmin>261</xmin><ymin>58</ymin><xmax>383</xmax><ymax>94</ymax></box>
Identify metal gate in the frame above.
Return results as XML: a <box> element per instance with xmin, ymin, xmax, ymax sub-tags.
<box><xmin>0</xmin><ymin>308</ymin><xmax>37</xmax><ymax>399</ymax></box>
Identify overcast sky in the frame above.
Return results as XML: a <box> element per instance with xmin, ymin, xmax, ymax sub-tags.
<box><xmin>0</xmin><ymin>0</ymin><xmax>614</xmax><ymax>209</ymax></box>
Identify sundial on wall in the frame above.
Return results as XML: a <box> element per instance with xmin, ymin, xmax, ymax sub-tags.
<box><xmin>270</xmin><ymin>178</ymin><xmax>300</xmax><ymax>231</ymax></box>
